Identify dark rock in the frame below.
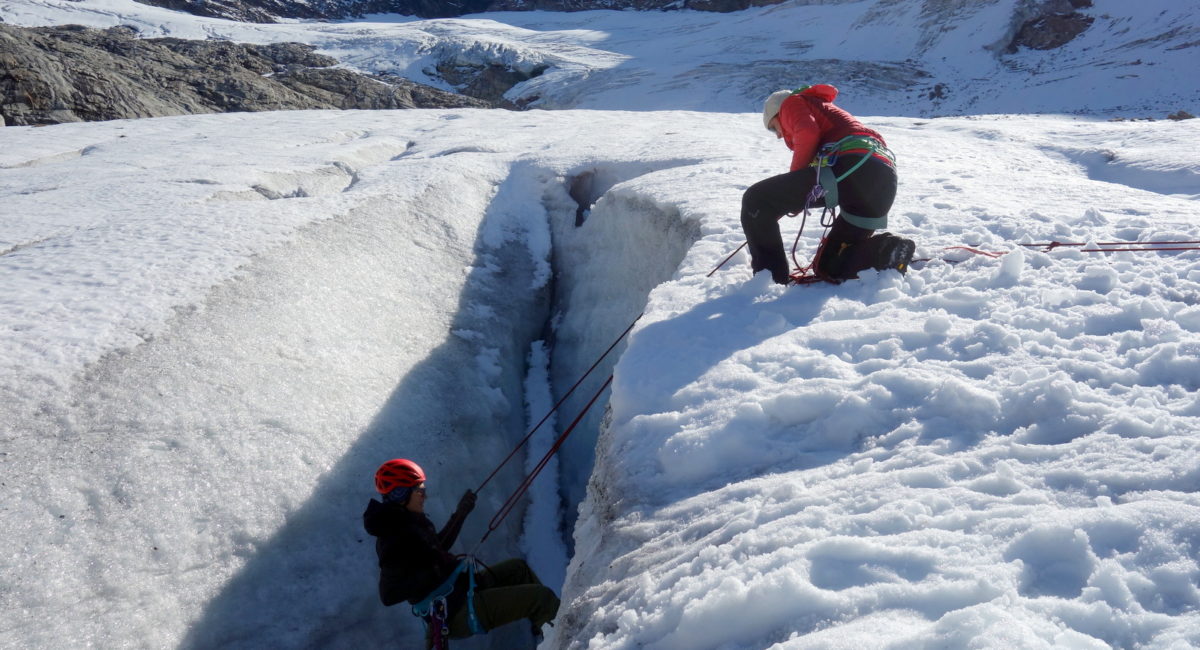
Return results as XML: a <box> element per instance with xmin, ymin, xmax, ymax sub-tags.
<box><xmin>0</xmin><ymin>23</ymin><xmax>490</xmax><ymax>126</ymax></box>
<box><xmin>486</xmin><ymin>0</ymin><xmax>786</xmax><ymax>11</ymax></box>
<box><xmin>131</xmin><ymin>0</ymin><xmax>788</xmax><ymax>20</ymax></box>
<box><xmin>134</xmin><ymin>0</ymin><xmax>496</xmax><ymax>21</ymax></box>
<box><xmin>1006</xmin><ymin>1</ymin><xmax>1094</xmax><ymax>53</ymax></box>
<box><xmin>133</xmin><ymin>0</ymin><xmax>282</xmax><ymax>23</ymax></box>
<box><xmin>435</xmin><ymin>61</ymin><xmax>548</xmax><ymax>104</ymax></box>
<box><xmin>681</xmin><ymin>0</ymin><xmax>784</xmax><ymax>12</ymax></box>
<box><xmin>1167</xmin><ymin>110</ymin><xmax>1195</xmax><ymax>121</ymax></box>
<box><xmin>1011</xmin><ymin>12</ymin><xmax>1094</xmax><ymax>51</ymax></box>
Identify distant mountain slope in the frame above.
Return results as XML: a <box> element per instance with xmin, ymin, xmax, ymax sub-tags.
<box><xmin>0</xmin><ymin>23</ymin><xmax>490</xmax><ymax>125</ymax></box>
<box><xmin>1</xmin><ymin>1</ymin><xmax>1195</xmax><ymax>121</ymax></box>
<box><xmin>131</xmin><ymin>0</ymin><xmax>788</xmax><ymax>21</ymax></box>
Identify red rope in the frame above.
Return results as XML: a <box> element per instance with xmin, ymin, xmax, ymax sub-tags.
<box><xmin>1079</xmin><ymin>246</ymin><xmax>1200</xmax><ymax>252</ymax></box>
<box><xmin>1020</xmin><ymin>240</ymin><xmax>1200</xmax><ymax>251</ymax></box>
<box><xmin>478</xmin><ymin>374</ymin><xmax>614</xmax><ymax>548</ymax></box>
<box><xmin>788</xmin><ymin>234</ymin><xmax>832</xmax><ymax>285</ymax></box>
<box><xmin>916</xmin><ymin>239</ymin><xmax>1200</xmax><ymax>267</ymax></box>
<box><xmin>708</xmin><ymin>232</ymin><xmax>1200</xmax><ymax>280</ymax></box>
<box><xmin>707</xmin><ymin>241</ymin><xmax>748</xmax><ymax>277</ymax></box>
<box><xmin>474</xmin><ymin>314</ymin><xmax>642</xmax><ymax>494</ymax></box>
<box><xmin>943</xmin><ymin>246</ymin><xmax>1007</xmax><ymax>258</ymax></box>
<box><xmin>784</xmin><ymin>206</ymin><xmax>838</xmax><ymax>285</ymax></box>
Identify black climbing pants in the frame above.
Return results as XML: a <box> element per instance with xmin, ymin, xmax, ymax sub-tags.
<box><xmin>427</xmin><ymin>558</ymin><xmax>560</xmax><ymax>648</ymax></box>
<box><xmin>740</xmin><ymin>154</ymin><xmax>898</xmax><ymax>283</ymax></box>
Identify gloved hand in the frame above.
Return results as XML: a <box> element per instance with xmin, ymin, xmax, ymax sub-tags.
<box><xmin>456</xmin><ymin>489</ymin><xmax>477</xmax><ymax>516</ymax></box>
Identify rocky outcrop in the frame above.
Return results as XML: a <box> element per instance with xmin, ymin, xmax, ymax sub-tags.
<box><xmin>485</xmin><ymin>0</ymin><xmax>786</xmax><ymax>11</ymax></box>
<box><xmin>435</xmin><ymin>60</ymin><xmax>548</xmax><ymax>105</ymax></box>
<box><xmin>135</xmin><ymin>0</ymin><xmax>494</xmax><ymax>21</ymax></box>
<box><xmin>0</xmin><ymin>23</ymin><xmax>490</xmax><ymax>126</ymax></box>
<box><xmin>1007</xmin><ymin>0</ymin><xmax>1094</xmax><ymax>52</ymax></box>
<box><xmin>132</xmin><ymin>0</ymin><xmax>790</xmax><ymax>21</ymax></box>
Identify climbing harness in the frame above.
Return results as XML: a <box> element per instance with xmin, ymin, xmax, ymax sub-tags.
<box><xmin>412</xmin><ymin>557</ymin><xmax>486</xmax><ymax>648</ymax></box>
<box><xmin>707</xmin><ymin>135</ymin><xmax>895</xmax><ymax>282</ymax></box>
<box><xmin>408</xmin><ymin>320</ymin><xmax>638</xmax><ymax>643</ymax></box>
<box><xmin>808</xmin><ymin>135</ymin><xmax>896</xmax><ymax>231</ymax></box>
<box><xmin>786</xmin><ymin>135</ymin><xmax>894</xmax><ymax>284</ymax></box>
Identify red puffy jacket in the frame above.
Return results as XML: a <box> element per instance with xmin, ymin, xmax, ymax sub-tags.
<box><xmin>775</xmin><ymin>84</ymin><xmax>887</xmax><ymax>172</ymax></box>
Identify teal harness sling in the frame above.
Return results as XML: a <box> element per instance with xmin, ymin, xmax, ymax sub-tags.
<box><xmin>811</xmin><ymin>135</ymin><xmax>896</xmax><ymax>230</ymax></box>
<box><xmin>412</xmin><ymin>558</ymin><xmax>485</xmax><ymax>648</ymax></box>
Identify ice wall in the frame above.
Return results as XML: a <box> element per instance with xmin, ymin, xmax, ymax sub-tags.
<box><xmin>541</xmin><ymin>163</ymin><xmax>704</xmax><ymax>529</ymax></box>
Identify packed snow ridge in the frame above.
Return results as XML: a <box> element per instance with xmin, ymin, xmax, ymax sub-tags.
<box><xmin>5</xmin><ymin>106</ymin><xmax>1199</xmax><ymax>650</ymax></box>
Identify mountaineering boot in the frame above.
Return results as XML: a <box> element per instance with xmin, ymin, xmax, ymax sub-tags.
<box><xmin>871</xmin><ymin>233</ymin><xmax>916</xmax><ymax>274</ymax></box>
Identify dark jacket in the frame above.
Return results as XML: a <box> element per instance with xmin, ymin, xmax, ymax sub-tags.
<box><xmin>362</xmin><ymin>499</ymin><xmax>470</xmax><ymax>610</ymax></box>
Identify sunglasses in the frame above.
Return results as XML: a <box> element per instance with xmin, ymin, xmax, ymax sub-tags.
<box><xmin>412</xmin><ymin>486</ymin><xmax>427</xmax><ymax>495</ymax></box>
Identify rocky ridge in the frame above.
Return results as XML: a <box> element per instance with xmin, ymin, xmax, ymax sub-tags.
<box><xmin>1007</xmin><ymin>0</ymin><xmax>1095</xmax><ymax>52</ymax></box>
<box><xmin>0</xmin><ymin>0</ymin><xmax>1114</xmax><ymax>127</ymax></box>
<box><xmin>133</xmin><ymin>0</ymin><xmax>790</xmax><ymax>22</ymax></box>
<box><xmin>130</xmin><ymin>0</ymin><xmax>1098</xmax><ymax>27</ymax></box>
<box><xmin>0</xmin><ymin>23</ymin><xmax>490</xmax><ymax>126</ymax></box>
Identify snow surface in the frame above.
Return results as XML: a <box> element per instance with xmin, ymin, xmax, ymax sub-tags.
<box><xmin>2</xmin><ymin>1</ymin><xmax>1200</xmax><ymax>649</ymax></box>
<box><xmin>563</xmin><ymin>113</ymin><xmax>1200</xmax><ymax>649</ymax></box>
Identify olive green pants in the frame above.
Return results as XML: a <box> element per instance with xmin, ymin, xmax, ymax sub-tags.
<box><xmin>425</xmin><ymin>558</ymin><xmax>560</xmax><ymax>648</ymax></box>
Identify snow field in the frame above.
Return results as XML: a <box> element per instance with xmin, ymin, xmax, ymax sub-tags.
<box><xmin>0</xmin><ymin>107</ymin><xmax>770</xmax><ymax>648</ymax></box>
<box><xmin>0</xmin><ymin>110</ymin><xmax>560</xmax><ymax>648</ymax></box>
<box><xmin>2</xmin><ymin>105</ymin><xmax>1198</xmax><ymax>648</ymax></box>
<box><xmin>0</xmin><ymin>110</ymin><xmax>1196</xmax><ymax>648</ymax></box>
<box><xmin>1</xmin><ymin>4</ymin><xmax>1199</xmax><ymax>644</ymax></box>
<box><xmin>3</xmin><ymin>0</ymin><xmax>1199</xmax><ymax>646</ymax></box>
<box><xmin>557</xmin><ymin>115</ymin><xmax>1200</xmax><ymax>648</ymax></box>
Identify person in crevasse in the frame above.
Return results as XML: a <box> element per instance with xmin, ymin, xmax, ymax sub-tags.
<box><xmin>741</xmin><ymin>84</ymin><xmax>915</xmax><ymax>285</ymax></box>
<box><xmin>362</xmin><ymin>458</ymin><xmax>559</xmax><ymax>648</ymax></box>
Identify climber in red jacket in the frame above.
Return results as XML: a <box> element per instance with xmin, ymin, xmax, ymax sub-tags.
<box><xmin>742</xmin><ymin>84</ymin><xmax>914</xmax><ymax>284</ymax></box>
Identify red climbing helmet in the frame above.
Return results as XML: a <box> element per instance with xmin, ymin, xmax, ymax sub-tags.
<box><xmin>375</xmin><ymin>458</ymin><xmax>426</xmax><ymax>494</ymax></box>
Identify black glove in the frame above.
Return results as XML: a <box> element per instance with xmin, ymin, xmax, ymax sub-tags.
<box><xmin>456</xmin><ymin>489</ymin><xmax>477</xmax><ymax>515</ymax></box>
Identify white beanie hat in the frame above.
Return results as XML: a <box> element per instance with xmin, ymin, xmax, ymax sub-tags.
<box><xmin>762</xmin><ymin>89</ymin><xmax>794</xmax><ymax>130</ymax></box>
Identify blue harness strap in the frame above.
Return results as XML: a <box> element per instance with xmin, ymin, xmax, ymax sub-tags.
<box><xmin>466</xmin><ymin>559</ymin><xmax>483</xmax><ymax>635</ymax></box>
<box><xmin>412</xmin><ymin>558</ymin><xmax>486</xmax><ymax>644</ymax></box>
